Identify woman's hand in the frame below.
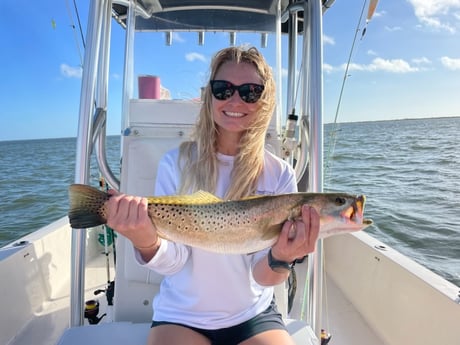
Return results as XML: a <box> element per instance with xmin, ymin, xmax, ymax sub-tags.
<box><xmin>271</xmin><ymin>204</ymin><xmax>320</xmax><ymax>264</ymax></box>
<box><xmin>253</xmin><ymin>204</ymin><xmax>320</xmax><ymax>286</ymax></box>
<box><xmin>106</xmin><ymin>190</ymin><xmax>160</xmax><ymax>261</ymax></box>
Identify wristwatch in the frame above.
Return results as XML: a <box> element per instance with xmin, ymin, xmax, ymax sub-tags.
<box><xmin>267</xmin><ymin>249</ymin><xmax>294</xmax><ymax>273</ymax></box>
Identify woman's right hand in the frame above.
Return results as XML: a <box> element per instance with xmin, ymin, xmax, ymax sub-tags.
<box><xmin>106</xmin><ymin>190</ymin><xmax>161</xmax><ymax>261</ymax></box>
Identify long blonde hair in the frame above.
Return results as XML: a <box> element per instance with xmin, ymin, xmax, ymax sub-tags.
<box><xmin>178</xmin><ymin>46</ymin><xmax>276</xmax><ymax>200</ymax></box>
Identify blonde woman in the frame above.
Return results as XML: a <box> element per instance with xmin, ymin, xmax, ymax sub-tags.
<box><xmin>107</xmin><ymin>46</ymin><xmax>320</xmax><ymax>345</ymax></box>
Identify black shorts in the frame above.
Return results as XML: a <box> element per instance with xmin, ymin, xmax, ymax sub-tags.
<box><xmin>151</xmin><ymin>299</ymin><xmax>287</xmax><ymax>345</ymax></box>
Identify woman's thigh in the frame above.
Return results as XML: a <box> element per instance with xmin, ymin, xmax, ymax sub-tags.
<box><xmin>239</xmin><ymin>329</ymin><xmax>296</xmax><ymax>345</ymax></box>
<box><xmin>147</xmin><ymin>324</ymin><xmax>211</xmax><ymax>345</ymax></box>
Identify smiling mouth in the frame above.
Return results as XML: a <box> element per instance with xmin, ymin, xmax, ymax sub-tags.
<box><xmin>224</xmin><ymin>111</ymin><xmax>246</xmax><ymax>118</ymax></box>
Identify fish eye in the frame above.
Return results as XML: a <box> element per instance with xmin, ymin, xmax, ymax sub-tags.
<box><xmin>334</xmin><ymin>197</ymin><xmax>346</xmax><ymax>206</ymax></box>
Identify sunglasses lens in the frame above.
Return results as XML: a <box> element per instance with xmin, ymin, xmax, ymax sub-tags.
<box><xmin>210</xmin><ymin>81</ymin><xmax>235</xmax><ymax>100</ymax></box>
<box><xmin>238</xmin><ymin>84</ymin><xmax>264</xmax><ymax>103</ymax></box>
<box><xmin>210</xmin><ymin>80</ymin><xmax>264</xmax><ymax>103</ymax></box>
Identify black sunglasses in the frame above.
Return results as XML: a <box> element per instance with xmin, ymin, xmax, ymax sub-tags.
<box><xmin>210</xmin><ymin>80</ymin><xmax>264</xmax><ymax>104</ymax></box>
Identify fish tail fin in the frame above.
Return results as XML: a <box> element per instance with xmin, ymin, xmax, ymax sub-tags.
<box><xmin>68</xmin><ymin>184</ymin><xmax>109</xmax><ymax>228</ymax></box>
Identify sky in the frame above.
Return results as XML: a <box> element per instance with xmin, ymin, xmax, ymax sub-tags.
<box><xmin>0</xmin><ymin>0</ymin><xmax>459</xmax><ymax>141</ymax></box>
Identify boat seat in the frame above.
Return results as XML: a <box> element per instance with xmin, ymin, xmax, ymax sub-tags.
<box><xmin>57</xmin><ymin>319</ymin><xmax>318</xmax><ymax>345</ymax></box>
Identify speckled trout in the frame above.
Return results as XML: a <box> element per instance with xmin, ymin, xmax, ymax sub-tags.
<box><xmin>68</xmin><ymin>184</ymin><xmax>372</xmax><ymax>254</ymax></box>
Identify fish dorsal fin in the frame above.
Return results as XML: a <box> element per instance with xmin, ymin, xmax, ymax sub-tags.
<box><xmin>147</xmin><ymin>190</ymin><xmax>222</xmax><ymax>205</ymax></box>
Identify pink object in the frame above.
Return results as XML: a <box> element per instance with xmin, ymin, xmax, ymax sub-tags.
<box><xmin>138</xmin><ymin>75</ymin><xmax>160</xmax><ymax>99</ymax></box>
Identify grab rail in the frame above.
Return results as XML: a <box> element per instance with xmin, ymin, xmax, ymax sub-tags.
<box><xmin>93</xmin><ymin>107</ymin><xmax>120</xmax><ymax>190</ymax></box>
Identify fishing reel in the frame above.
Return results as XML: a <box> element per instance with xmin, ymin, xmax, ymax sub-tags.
<box><xmin>321</xmin><ymin>329</ymin><xmax>332</xmax><ymax>345</ymax></box>
<box><xmin>84</xmin><ymin>300</ymin><xmax>106</xmax><ymax>325</ymax></box>
<box><xmin>85</xmin><ymin>280</ymin><xmax>115</xmax><ymax>324</ymax></box>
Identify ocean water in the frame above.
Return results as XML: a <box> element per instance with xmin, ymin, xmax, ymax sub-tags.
<box><xmin>0</xmin><ymin>117</ymin><xmax>459</xmax><ymax>287</ymax></box>
<box><xmin>0</xmin><ymin>136</ymin><xmax>121</xmax><ymax>246</ymax></box>
<box><xmin>324</xmin><ymin>117</ymin><xmax>460</xmax><ymax>287</ymax></box>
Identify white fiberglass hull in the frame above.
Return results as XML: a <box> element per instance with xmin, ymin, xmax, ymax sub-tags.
<box><xmin>1</xmin><ymin>218</ymin><xmax>458</xmax><ymax>345</ymax></box>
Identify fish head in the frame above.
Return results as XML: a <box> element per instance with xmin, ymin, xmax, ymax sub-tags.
<box><xmin>311</xmin><ymin>193</ymin><xmax>373</xmax><ymax>238</ymax></box>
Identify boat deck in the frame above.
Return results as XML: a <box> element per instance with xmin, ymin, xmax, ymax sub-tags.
<box><xmin>7</xmin><ymin>252</ymin><xmax>114</xmax><ymax>345</ymax></box>
<box><xmin>325</xmin><ymin>274</ymin><xmax>385</xmax><ymax>345</ymax></box>
<box><xmin>7</xmin><ymin>252</ymin><xmax>384</xmax><ymax>345</ymax></box>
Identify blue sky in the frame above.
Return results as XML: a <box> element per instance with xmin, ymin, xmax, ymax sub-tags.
<box><xmin>1</xmin><ymin>0</ymin><xmax>459</xmax><ymax>141</ymax></box>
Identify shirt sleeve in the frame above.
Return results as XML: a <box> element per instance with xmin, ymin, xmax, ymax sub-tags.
<box><xmin>134</xmin><ymin>148</ymin><xmax>191</xmax><ymax>274</ymax></box>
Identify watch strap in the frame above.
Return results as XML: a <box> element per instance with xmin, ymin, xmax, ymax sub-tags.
<box><xmin>268</xmin><ymin>249</ymin><xmax>294</xmax><ymax>273</ymax></box>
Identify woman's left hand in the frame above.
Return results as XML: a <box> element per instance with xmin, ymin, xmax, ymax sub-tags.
<box><xmin>271</xmin><ymin>204</ymin><xmax>321</xmax><ymax>264</ymax></box>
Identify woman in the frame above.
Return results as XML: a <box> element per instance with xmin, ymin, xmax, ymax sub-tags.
<box><xmin>106</xmin><ymin>46</ymin><xmax>320</xmax><ymax>345</ymax></box>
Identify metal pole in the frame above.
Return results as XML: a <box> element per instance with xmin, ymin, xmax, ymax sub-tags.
<box><xmin>95</xmin><ymin>0</ymin><xmax>120</xmax><ymax>190</ymax></box>
<box><xmin>120</xmin><ymin>0</ymin><xmax>137</xmax><ymax>156</ymax></box>
<box><xmin>286</xmin><ymin>10</ymin><xmax>298</xmax><ymax>114</ymax></box>
<box><xmin>70</xmin><ymin>0</ymin><xmax>108</xmax><ymax>327</ymax></box>
<box><xmin>307</xmin><ymin>0</ymin><xmax>325</xmax><ymax>339</ymax></box>
<box><xmin>274</xmin><ymin>0</ymin><xmax>283</xmax><ymax>134</ymax></box>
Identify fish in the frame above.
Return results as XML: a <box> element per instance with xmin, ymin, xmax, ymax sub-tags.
<box><xmin>68</xmin><ymin>184</ymin><xmax>372</xmax><ymax>254</ymax></box>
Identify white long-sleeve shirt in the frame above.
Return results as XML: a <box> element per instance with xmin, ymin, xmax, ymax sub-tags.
<box><xmin>135</xmin><ymin>148</ymin><xmax>297</xmax><ymax>329</ymax></box>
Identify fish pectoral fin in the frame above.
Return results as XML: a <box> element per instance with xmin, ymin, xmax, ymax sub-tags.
<box><xmin>146</xmin><ymin>190</ymin><xmax>222</xmax><ymax>205</ymax></box>
<box><xmin>261</xmin><ymin>223</ymin><xmax>284</xmax><ymax>241</ymax></box>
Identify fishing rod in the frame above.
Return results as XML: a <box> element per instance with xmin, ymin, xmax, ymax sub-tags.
<box><xmin>64</xmin><ymin>0</ymin><xmax>86</xmax><ymax>67</ymax></box>
<box><xmin>320</xmin><ymin>2</ymin><xmax>379</xmax><ymax>342</ymax></box>
<box><xmin>86</xmin><ymin>177</ymin><xmax>116</xmax><ymax>324</ymax></box>
<box><xmin>324</xmin><ymin>0</ymin><xmax>379</xmax><ymax>182</ymax></box>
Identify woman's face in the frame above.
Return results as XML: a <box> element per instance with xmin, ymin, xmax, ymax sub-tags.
<box><xmin>211</xmin><ymin>61</ymin><xmax>263</xmax><ymax>140</ymax></box>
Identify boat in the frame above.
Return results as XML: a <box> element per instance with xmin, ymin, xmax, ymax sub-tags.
<box><xmin>1</xmin><ymin>1</ymin><xmax>459</xmax><ymax>344</ymax></box>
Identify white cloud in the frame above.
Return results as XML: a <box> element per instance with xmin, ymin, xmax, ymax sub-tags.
<box><xmin>371</xmin><ymin>57</ymin><xmax>419</xmax><ymax>72</ymax></box>
<box><xmin>281</xmin><ymin>68</ymin><xmax>288</xmax><ymax>78</ymax></box>
<box><xmin>323</xmin><ymin>34</ymin><xmax>335</xmax><ymax>45</ymax></box>
<box><xmin>385</xmin><ymin>25</ymin><xmax>402</xmax><ymax>32</ymax></box>
<box><xmin>323</xmin><ymin>63</ymin><xmax>334</xmax><ymax>74</ymax></box>
<box><xmin>371</xmin><ymin>10</ymin><xmax>385</xmax><ymax>19</ymax></box>
<box><xmin>420</xmin><ymin>15</ymin><xmax>456</xmax><ymax>33</ymax></box>
<box><xmin>440</xmin><ymin>56</ymin><xmax>460</xmax><ymax>69</ymax></box>
<box><xmin>346</xmin><ymin>57</ymin><xmax>419</xmax><ymax>73</ymax></box>
<box><xmin>408</xmin><ymin>0</ymin><xmax>459</xmax><ymax>17</ymax></box>
<box><xmin>172</xmin><ymin>32</ymin><xmax>185</xmax><ymax>43</ymax></box>
<box><xmin>412</xmin><ymin>57</ymin><xmax>432</xmax><ymax>65</ymax></box>
<box><xmin>367</xmin><ymin>49</ymin><xmax>378</xmax><ymax>56</ymax></box>
<box><xmin>410</xmin><ymin>57</ymin><xmax>432</xmax><ymax>71</ymax></box>
<box><xmin>60</xmin><ymin>64</ymin><xmax>82</xmax><ymax>78</ymax></box>
<box><xmin>407</xmin><ymin>0</ymin><xmax>460</xmax><ymax>33</ymax></box>
<box><xmin>185</xmin><ymin>52</ymin><xmax>207</xmax><ymax>63</ymax></box>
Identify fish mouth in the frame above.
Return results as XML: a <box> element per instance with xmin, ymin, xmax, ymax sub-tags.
<box><xmin>341</xmin><ymin>195</ymin><xmax>369</xmax><ymax>225</ymax></box>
